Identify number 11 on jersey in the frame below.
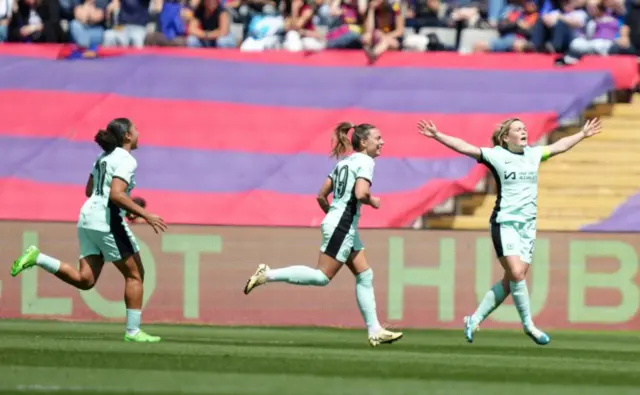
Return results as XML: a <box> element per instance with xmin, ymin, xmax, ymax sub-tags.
<box><xmin>94</xmin><ymin>161</ymin><xmax>107</xmax><ymax>196</ymax></box>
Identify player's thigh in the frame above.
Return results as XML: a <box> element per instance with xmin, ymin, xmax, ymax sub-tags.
<box><xmin>345</xmin><ymin>231</ymin><xmax>369</xmax><ymax>276</ymax></box>
<box><xmin>77</xmin><ymin>227</ymin><xmax>106</xmax><ymax>284</ymax></box>
<box><xmin>113</xmin><ymin>252</ymin><xmax>145</xmax><ymax>281</ymax></box>
<box><xmin>490</xmin><ymin>221</ymin><xmax>521</xmax><ymax>260</ymax></box>
<box><xmin>92</xmin><ymin>222</ymin><xmax>140</xmax><ymax>263</ymax></box>
<box><xmin>318</xmin><ymin>223</ymin><xmax>354</xmax><ymax>279</ymax></box>
<box><xmin>498</xmin><ymin>255</ymin><xmax>528</xmax><ymax>281</ymax></box>
<box><xmin>78</xmin><ymin>227</ymin><xmax>101</xmax><ymax>260</ymax></box>
<box><xmin>518</xmin><ymin>221</ymin><xmax>537</xmax><ymax>265</ymax></box>
<box><xmin>79</xmin><ymin>255</ymin><xmax>106</xmax><ymax>286</ymax></box>
<box><xmin>491</xmin><ymin>222</ymin><xmax>528</xmax><ymax>281</ymax></box>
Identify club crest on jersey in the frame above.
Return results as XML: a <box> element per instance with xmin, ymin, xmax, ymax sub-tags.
<box><xmin>342</xmin><ymin>249</ymin><xmax>350</xmax><ymax>260</ymax></box>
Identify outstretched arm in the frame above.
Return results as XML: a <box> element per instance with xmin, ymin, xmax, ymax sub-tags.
<box><xmin>546</xmin><ymin>118</ymin><xmax>602</xmax><ymax>159</ymax></box>
<box><xmin>417</xmin><ymin>120</ymin><xmax>482</xmax><ymax>161</ymax></box>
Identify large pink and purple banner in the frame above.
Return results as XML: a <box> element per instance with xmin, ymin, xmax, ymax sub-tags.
<box><xmin>0</xmin><ymin>45</ymin><xmax>637</xmax><ymax>227</ymax></box>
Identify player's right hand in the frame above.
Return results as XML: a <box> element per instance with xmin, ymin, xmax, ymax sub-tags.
<box><xmin>145</xmin><ymin>213</ymin><xmax>168</xmax><ymax>233</ymax></box>
<box><xmin>370</xmin><ymin>196</ymin><xmax>381</xmax><ymax>209</ymax></box>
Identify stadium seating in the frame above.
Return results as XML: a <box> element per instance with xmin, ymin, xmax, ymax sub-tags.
<box><xmin>427</xmin><ymin>95</ymin><xmax>640</xmax><ymax>231</ymax></box>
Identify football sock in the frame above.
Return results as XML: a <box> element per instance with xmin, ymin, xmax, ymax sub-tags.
<box><xmin>266</xmin><ymin>266</ymin><xmax>330</xmax><ymax>286</ymax></box>
<box><xmin>126</xmin><ymin>309</ymin><xmax>142</xmax><ymax>336</ymax></box>
<box><xmin>355</xmin><ymin>269</ymin><xmax>382</xmax><ymax>336</ymax></box>
<box><xmin>510</xmin><ymin>280</ymin><xmax>534</xmax><ymax>329</ymax></box>
<box><xmin>36</xmin><ymin>253</ymin><xmax>61</xmax><ymax>274</ymax></box>
<box><xmin>472</xmin><ymin>281</ymin><xmax>507</xmax><ymax>323</ymax></box>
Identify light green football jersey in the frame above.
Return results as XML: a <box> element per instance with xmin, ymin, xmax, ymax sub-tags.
<box><xmin>479</xmin><ymin>145</ymin><xmax>549</xmax><ymax>224</ymax></box>
<box><xmin>322</xmin><ymin>152</ymin><xmax>375</xmax><ymax>232</ymax></box>
<box><xmin>77</xmin><ymin>147</ymin><xmax>137</xmax><ymax>232</ymax></box>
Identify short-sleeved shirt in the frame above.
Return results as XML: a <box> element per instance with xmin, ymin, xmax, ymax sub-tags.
<box><xmin>322</xmin><ymin>152</ymin><xmax>375</xmax><ymax>233</ymax></box>
<box><xmin>119</xmin><ymin>0</ymin><xmax>150</xmax><ymax>26</ymax></box>
<box><xmin>478</xmin><ymin>145</ymin><xmax>549</xmax><ymax>224</ymax></box>
<box><xmin>78</xmin><ymin>147</ymin><xmax>138</xmax><ymax>232</ymax></box>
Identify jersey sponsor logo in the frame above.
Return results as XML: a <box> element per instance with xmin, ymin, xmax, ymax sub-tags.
<box><xmin>503</xmin><ymin>171</ymin><xmax>537</xmax><ymax>182</ymax></box>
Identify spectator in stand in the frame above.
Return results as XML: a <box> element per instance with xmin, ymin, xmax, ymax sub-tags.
<box><xmin>187</xmin><ymin>0</ymin><xmax>236</xmax><ymax>47</ymax></box>
<box><xmin>0</xmin><ymin>0</ymin><xmax>13</xmax><ymax>42</ymax></box>
<box><xmin>564</xmin><ymin>0</ymin><xmax>622</xmax><ymax>60</ymax></box>
<box><xmin>529</xmin><ymin>0</ymin><xmax>587</xmax><ymax>53</ymax></box>
<box><xmin>103</xmin><ymin>0</ymin><xmax>154</xmax><ymax>48</ymax></box>
<box><xmin>223</xmin><ymin>0</ymin><xmax>242</xmax><ymax>22</ymax></box>
<box><xmin>473</xmin><ymin>0</ymin><xmax>538</xmax><ymax>52</ymax></box>
<box><xmin>405</xmin><ymin>0</ymin><xmax>449</xmax><ymax>29</ymax></box>
<box><xmin>325</xmin><ymin>0</ymin><xmax>366</xmax><ymax>49</ymax></box>
<box><xmin>447</xmin><ymin>0</ymin><xmax>487</xmax><ymax>28</ymax></box>
<box><xmin>603</xmin><ymin>0</ymin><xmax>626</xmax><ymax>17</ymax></box>
<box><xmin>282</xmin><ymin>0</ymin><xmax>325</xmax><ymax>51</ymax></box>
<box><xmin>238</xmin><ymin>6</ymin><xmax>283</xmax><ymax>50</ymax></box>
<box><xmin>617</xmin><ymin>0</ymin><xmax>639</xmax><ymax>55</ymax></box>
<box><xmin>238</xmin><ymin>0</ymin><xmax>277</xmax><ymax>38</ymax></box>
<box><xmin>487</xmin><ymin>0</ymin><xmax>506</xmax><ymax>27</ymax></box>
<box><xmin>8</xmin><ymin>0</ymin><xmax>63</xmax><ymax>42</ymax></box>
<box><xmin>144</xmin><ymin>0</ymin><xmax>191</xmax><ymax>46</ymax></box>
<box><xmin>70</xmin><ymin>0</ymin><xmax>110</xmax><ymax>49</ymax></box>
<box><xmin>314</xmin><ymin>0</ymin><xmax>337</xmax><ymax>26</ymax></box>
<box><xmin>59</xmin><ymin>0</ymin><xmax>77</xmax><ymax>20</ymax></box>
<box><xmin>404</xmin><ymin>0</ymin><xmax>457</xmax><ymax>51</ymax></box>
<box><xmin>362</xmin><ymin>0</ymin><xmax>404</xmax><ymax>63</ymax></box>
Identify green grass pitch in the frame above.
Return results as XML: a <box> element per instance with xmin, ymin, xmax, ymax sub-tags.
<box><xmin>0</xmin><ymin>320</ymin><xmax>639</xmax><ymax>395</ymax></box>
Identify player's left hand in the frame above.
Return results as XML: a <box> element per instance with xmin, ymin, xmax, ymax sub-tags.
<box><xmin>417</xmin><ymin>120</ymin><xmax>438</xmax><ymax>138</ymax></box>
<box><xmin>370</xmin><ymin>196</ymin><xmax>381</xmax><ymax>209</ymax></box>
<box><xmin>581</xmin><ymin>118</ymin><xmax>603</xmax><ymax>138</ymax></box>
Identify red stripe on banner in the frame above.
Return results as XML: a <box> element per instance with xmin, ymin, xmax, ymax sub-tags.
<box><xmin>0</xmin><ymin>164</ymin><xmax>487</xmax><ymax>227</ymax></box>
<box><xmin>0</xmin><ymin>90</ymin><xmax>557</xmax><ymax>158</ymax></box>
<box><xmin>0</xmin><ymin>44</ymin><xmax>636</xmax><ymax>89</ymax></box>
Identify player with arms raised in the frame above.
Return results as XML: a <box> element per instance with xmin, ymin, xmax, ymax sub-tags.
<box><xmin>243</xmin><ymin>122</ymin><xmax>403</xmax><ymax>347</ymax></box>
<box><xmin>11</xmin><ymin>118</ymin><xmax>167</xmax><ymax>342</ymax></box>
<box><xmin>417</xmin><ymin>117</ymin><xmax>602</xmax><ymax>345</ymax></box>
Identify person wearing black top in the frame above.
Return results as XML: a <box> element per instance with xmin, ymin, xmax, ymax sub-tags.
<box><xmin>8</xmin><ymin>0</ymin><xmax>63</xmax><ymax>43</ymax></box>
<box><xmin>186</xmin><ymin>0</ymin><xmax>236</xmax><ymax>47</ymax></box>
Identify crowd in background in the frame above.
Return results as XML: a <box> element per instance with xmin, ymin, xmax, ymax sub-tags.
<box><xmin>0</xmin><ymin>0</ymin><xmax>639</xmax><ymax>62</ymax></box>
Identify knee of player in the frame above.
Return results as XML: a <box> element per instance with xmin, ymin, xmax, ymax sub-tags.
<box><xmin>508</xmin><ymin>267</ymin><xmax>527</xmax><ymax>282</ymax></box>
<box><xmin>355</xmin><ymin>268</ymin><xmax>374</xmax><ymax>284</ymax></box>
<box><xmin>126</xmin><ymin>270</ymin><xmax>144</xmax><ymax>283</ymax></box>
<box><xmin>78</xmin><ymin>277</ymin><xmax>97</xmax><ymax>291</ymax></box>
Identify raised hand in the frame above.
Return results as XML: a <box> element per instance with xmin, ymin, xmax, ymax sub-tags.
<box><xmin>581</xmin><ymin>118</ymin><xmax>603</xmax><ymax>138</ymax></box>
<box><xmin>417</xmin><ymin>120</ymin><xmax>439</xmax><ymax>138</ymax></box>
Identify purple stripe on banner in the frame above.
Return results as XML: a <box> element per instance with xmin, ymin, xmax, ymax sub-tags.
<box><xmin>0</xmin><ymin>136</ymin><xmax>477</xmax><ymax>194</ymax></box>
<box><xmin>582</xmin><ymin>192</ymin><xmax>640</xmax><ymax>232</ymax></box>
<box><xmin>0</xmin><ymin>55</ymin><xmax>613</xmax><ymax>115</ymax></box>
